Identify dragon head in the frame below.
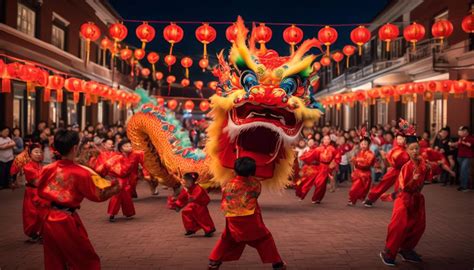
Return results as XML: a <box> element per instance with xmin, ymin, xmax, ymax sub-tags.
<box><xmin>206</xmin><ymin>17</ymin><xmax>324</xmax><ymax>189</ymax></box>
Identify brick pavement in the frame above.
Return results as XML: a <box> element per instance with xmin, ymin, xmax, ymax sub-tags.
<box><xmin>0</xmin><ymin>182</ymin><xmax>473</xmax><ymax>270</ymax></box>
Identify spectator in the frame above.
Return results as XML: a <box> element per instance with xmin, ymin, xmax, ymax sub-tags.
<box><xmin>434</xmin><ymin>127</ymin><xmax>455</xmax><ymax>185</ymax></box>
<box><xmin>0</xmin><ymin>127</ymin><xmax>16</xmax><ymax>189</ymax></box>
<box><xmin>12</xmin><ymin>128</ymin><xmax>24</xmax><ymax>155</ymax></box>
<box><xmin>450</xmin><ymin>126</ymin><xmax>474</xmax><ymax>191</ymax></box>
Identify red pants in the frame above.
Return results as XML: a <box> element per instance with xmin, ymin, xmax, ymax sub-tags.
<box><xmin>107</xmin><ymin>183</ymin><xmax>135</xmax><ymax>217</ymax></box>
<box><xmin>385</xmin><ymin>192</ymin><xmax>426</xmax><ymax>259</ymax></box>
<box><xmin>23</xmin><ymin>187</ymin><xmax>47</xmax><ymax>237</ymax></box>
<box><xmin>43</xmin><ymin>209</ymin><xmax>100</xmax><ymax>270</ymax></box>
<box><xmin>181</xmin><ymin>203</ymin><xmax>215</xmax><ymax>233</ymax></box>
<box><xmin>296</xmin><ymin>164</ymin><xmax>329</xmax><ymax>202</ymax></box>
<box><xmin>367</xmin><ymin>167</ymin><xmax>400</xmax><ymax>202</ymax></box>
<box><xmin>348</xmin><ymin>169</ymin><xmax>372</xmax><ymax>204</ymax></box>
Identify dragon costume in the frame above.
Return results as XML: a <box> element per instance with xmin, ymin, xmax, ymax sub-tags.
<box><xmin>127</xmin><ymin>17</ymin><xmax>324</xmax><ymax>189</ymax></box>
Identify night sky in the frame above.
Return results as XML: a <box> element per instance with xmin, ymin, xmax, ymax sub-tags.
<box><xmin>109</xmin><ymin>0</ymin><xmax>390</xmax><ymax>86</ymax></box>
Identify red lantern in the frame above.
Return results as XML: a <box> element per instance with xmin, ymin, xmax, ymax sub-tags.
<box><xmin>109</xmin><ymin>22</ymin><xmax>128</xmax><ymax>57</ymax></box>
<box><xmin>226</xmin><ymin>23</ymin><xmax>238</xmax><ymax>43</ymax></box>
<box><xmin>136</xmin><ymin>22</ymin><xmax>155</xmax><ymax>49</ymax></box>
<box><xmin>180</xmin><ymin>57</ymin><xmax>193</xmax><ymax>78</ymax></box>
<box><xmin>312</xmin><ymin>62</ymin><xmax>321</xmax><ymax>72</ymax></box>
<box><xmin>181</xmin><ymin>78</ymin><xmax>190</xmax><ymax>87</ymax></box>
<box><xmin>48</xmin><ymin>75</ymin><xmax>65</xmax><ymax>102</ymax></box>
<box><xmin>100</xmin><ymin>37</ymin><xmax>112</xmax><ymax>65</ymax></box>
<box><xmin>354</xmin><ymin>91</ymin><xmax>367</xmax><ymax>102</ymax></box>
<box><xmin>254</xmin><ymin>23</ymin><xmax>272</xmax><ymax>53</ymax></box>
<box><xmin>80</xmin><ymin>22</ymin><xmax>101</xmax><ymax>65</ymax></box>
<box><xmin>164</xmin><ymin>54</ymin><xmax>176</xmax><ymax>72</ymax></box>
<box><xmin>199</xmin><ymin>100</ymin><xmax>210</xmax><ymax>112</ymax></box>
<box><xmin>167</xmin><ymin>99</ymin><xmax>178</xmax><ymax>110</ymax></box>
<box><xmin>367</xmin><ymin>88</ymin><xmax>380</xmax><ymax>99</ymax></box>
<box><xmin>156</xmin><ymin>97</ymin><xmax>165</xmax><ymax>106</ymax></box>
<box><xmin>427</xmin><ymin>81</ymin><xmax>437</xmax><ymax>92</ymax></box>
<box><xmin>350</xmin><ymin>25</ymin><xmax>371</xmax><ymax>56</ymax></box>
<box><xmin>7</xmin><ymin>62</ymin><xmax>24</xmax><ymax>79</ymax></box>
<box><xmin>283</xmin><ymin>25</ymin><xmax>304</xmax><ymax>54</ymax></box>
<box><xmin>120</xmin><ymin>47</ymin><xmax>132</xmax><ymax>61</ymax></box>
<box><xmin>134</xmin><ymin>48</ymin><xmax>145</xmax><ymax>60</ymax></box>
<box><xmin>199</xmin><ymin>58</ymin><xmax>209</xmax><ymax>72</ymax></box>
<box><xmin>166</xmin><ymin>75</ymin><xmax>176</xmax><ymax>95</ymax></box>
<box><xmin>342</xmin><ymin>45</ymin><xmax>356</xmax><ymax>68</ymax></box>
<box><xmin>163</xmin><ymin>23</ymin><xmax>184</xmax><ymax>55</ymax></box>
<box><xmin>431</xmin><ymin>19</ymin><xmax>453</xmax><ymax>46</ymax></box>
<box><xmin>19</xmin><ymin>64</ymin><xmax>40</xmax><ymax>92</ymax></box>
<box><xmin>0</xmin><ymin>59</ymin><xmax>10</xmax><ymax>93</ymax></box>
<box><xmin>403</xmin><ymin>22</ymin><xmax>425</xmax><ymax>51</ymax></box>
<box><xmin>147</xmin><ymin>52</ymin><xmax>159</xmax><ymax>75</ymax></box>
<box><xmin>155</xmin><ymin>71</ymin><xmax>164</xmax><ymax>80</ymax></box>
<box><xmin>378</xmin><ymin>23</ymin><xmax>399</xmax><ymax>52</ymax></box>
<box><xmin>331</xmin><ymin>52</ymin><xmax>344</xmax><ymax>75</ymax></box>
<box><xmin>65</xmin><ymin>78</ymin><xmax>83</xmax><ymax>104</ymax></box>
<box><xmin>414</xmin><ymin>83</ymin><xmax>425</xmax><ymax>94</ymax></box>
<box><xmin>381</xmin><ymin>86</ymin><xmax>395</xmax><ymax>102</ymax></box>
<box><xmin>194</xmin><ymin>80</ymin><xmax>203</xmax><ymax>90</ymax></box>
<box><xmin>184</xmin><ymin>100</ymin><xmax>195</xmax><ymax>111</ymax></box>
<box><xmin>208</xmin><ymin>81</ymin><xmax>218</xmax><ymax>90</ymax></box>
<box><xmin>318</xmin><ymin>26</ymin><xmax>338</xmax><ymax>55</ymax></box>
<box><xmin>461</xmin><ymin>13</ymin><xmax>474</xmax><ymax>33</ymax></box>
<box><xmin>320</xmin><ymin>56</ymin><xmax>331</xmax><ymax>67</ymax></box>
<box><xmin>195</xmin><ymin>23</ymin><xmax>217</xmax><ymax>59</ymax></box>
<box><xmin>453</xmin><ymin>80</ymin><xmax>467</xmax><ymax>95</ymax></box>
<box><xmin>141</xmin><ymin>68</ymin><xmax>150</xmax><ymax>78</ymax></box>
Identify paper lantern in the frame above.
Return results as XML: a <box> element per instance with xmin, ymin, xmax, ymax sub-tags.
<box><xmin>65</xmin><ymin>78</ymin><xmax>83</xmax><ymax>103</ymax></box>
<box><xmin>48</xmin><ymin>75</ymin><xmax>64</xmax><ymax>102</ymax></box>
<box><xmin>431</xmin><ymin>19</ymin><xmax>453</xmax><ymax>46</ymax></box>
<box><xmin>120</xmin><ymin>47</ymin><xmax>132</xmax><ymax>61</ymax></box>
<box><xmin>403</xmin><ymin>22</ymin><xmax>425</xmax><ymax>51</ymax></box>
<box><xmin>141</xmin><ymin>68</ymin><xmax>150</xmax><ymax>78</ymax></box>
<box><xmin>199</xmin><ymin>58</ymin><xmax>209</xmax><ymax>72</ymax></box>
<box><xmin>134</xmin><ymin>48</ymin><xmax>145</xmax><ymax>60</ymax></box>
<box><xmin>254</xmin><ymin>23</ymin><xmax>272</xmax><ymax>53</ymax></box>
<box><xmin>184</xmin><ymin>100</ymin><xmax>195</xmax><ymax>111</ymax></box>
<box><xmin>180</xmin><ymin>57</ymin><xmax>193</xmax><ymax>78</ymax></box>
<box><xmin>318</xmin><ymin>26</ymin><xmax>338</xmax><ymax>55</ymax></box>
<box><xmin>80</xmin><ymin>22</ymin><xmax>101</xmax><ymax>65</ymax></box>
<box><xmin>342</xmin><ymin>45</ymin><xmax>356</xmax><ymax>68</ymax></box>
<box><xmin>195</xmin><ymin>23</ymin><xmax>217</xmax><ymax>59</ymax></box>
<box><xmin>163</xmin><ymin>23</ymin><xmax>184</xmax><ymax>55</ymax></box>
<box><xmin>283</xmin><ymin>25</ymin><xmax>304</xmax><ymax>54</ymax></box>
<box><xmin>194</xmin><ymin>80</ymin><xmax>204</xmax><ymax>91</ymax></box>
<box><xmin>0</xmin><ymin>59</ymin><xmax>10</xmax><ymax>93</ymax></box>
<box><xmin>414</xmin><ymin>83</ymin><xmax>425</xmax><ymax>94</ymax></box>
<box><xmin>156</xmin><ymin>97</ymin><xmax>165</xmax><ymax>106</ymax></box>
<box><xmin>226</xmin><ymin>23</ymin><xmax>238</xmax><ymax>43</ymax></box>
<box><xmin>164</xmin><ymin>54</ymin><xmax>176</xmax><ymax>72</ymax></box>
<box><xmin>331</xmin><ymin>52</ymin><xmax>344</xmax><ymax>75</ymax></box>
<box><xmin>109</xmin><ymin>22</ymin><xmax>128</xmax><ymax>57</ymax></box>
<box><xmin>199</xmin><ymin>100</ymin><xmax>210</xmax><ymax>112</ymax></box>
<box><xmin>136</xmin><ymin>22</ymin><xmax>155</xmax><ymax>49</ymax></box>
<box><xmin>100</xmin><ymin>37</ymin><xmax>112</xmax><ymax>65</ymax></box>
<box><xmin>19</xmin><ymin>64</ymin><xmax>40</xmax><ymax>92</ymax></box>
<box><xmin>167</xmin><ymin>99</ymin><xmax>178</xmax><ymax>110</ymax></box>
<box><xmin>350</xmin><ymin>26</ymin><xmax>371</xmax><ymax>56</ymax></box>
<box><xmin>181</xmin><ymin>78</ymin><xmax>190</xmax><ymax>87</ymax></box>
<box><xmin>320</xmin><ymin>56</ymin><xmax>331</xmax><ymax>67</ymax></box>
<box><xmin>6</xmin><ymin>62</ymin><xmax>24</xmax><ymax>79</ymax></box>
<box><xmin>354</xmin><ymin>90</ymin><xmax>367</xmax><ymax>102</ymax></box>
<box><xmin>147</xmin><ymin>52</ymin><xmax>159</xmax><ymax>75</ymax></box>
<box><xmin>378</xmin><ymin>23</ymin><xmax>399</xmax><ymax>52</ymax></box>
<box><xmin>208</xmin><ymin>81</ymin><xmax>218</xmax><ymax>90</ymax></box>
<box><xmin>461</xmin><ymin>13</ymin><xmax>474</xmax><ymax>33</ymax></box>
<box><xmin>166</xmin><ymin>75</ymin><xmax>176</xmax><ymax>95</ymax></box>
<box><xmin>155</xmin><ymin>71</ymin><xmax>163</xmax><ymax>80</ymax></box>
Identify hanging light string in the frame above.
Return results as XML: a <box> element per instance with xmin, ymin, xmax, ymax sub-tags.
<box><xmin>122</xmin><ymin>19</ymin><xmax>374</xmax><ymax>27</ymax></box>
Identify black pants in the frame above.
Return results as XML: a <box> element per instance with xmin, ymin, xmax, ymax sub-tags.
<box><xmin>337</xmin><ymin>164</ymin><xmax>351</xmax><ymax>183</ymax></box>
<box><xmin>0</xmin><ymin>160</ymin><xmax>13</xmax><ymax>188</ymax></box>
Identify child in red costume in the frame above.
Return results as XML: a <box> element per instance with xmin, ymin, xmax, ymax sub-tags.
<box><xmin>348</xmin><ymin>137</ymin><xmax>376</xmax><ymax>206</ymax></box>
<box><xmin>170</xmin><ymin>172</ymin><xmax>216</xmax><ymax>237</ymax></box>
<box><xmin>38</xmin><ymin>130</ymin><xmax>120</xmax><ymax>270</ymax></box>
<box><xmin>380</xmin><ymin>130</ymin><xmax>428</xmax><ymax>266</ymax></box>
<box><xmin>421</xmin><ymin>147</ymin><xmax>455</xmax><ymax>183</ymax></box>
<box><xmin>208</xmin><ymin>157</ymin><xmax>286</xmax><ymax>270</ymax></box>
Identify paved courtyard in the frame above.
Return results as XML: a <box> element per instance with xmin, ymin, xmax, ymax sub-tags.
<box><xmin>0</xmin><ymin>181</ymin><xmax>473</xmax><ymax>270</ymax></box>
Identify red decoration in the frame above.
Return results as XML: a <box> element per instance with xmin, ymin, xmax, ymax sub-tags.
<box><xmin>180</xmin><ymin>57</ymin><xmax>193</xmax><ymax>78</ymax></box>
<box><xmin>320</xmin><ymin>56</ymin><xmax>331</xmax><ymax>67</ymax></box>
<box><xmin>120</xmin><ymin>47</ymin><xmax>132</xmax><ymax>61</ymax></box>
<box><xmin>254</xmin><ymin>23</ymin><xmax>272</xmax><ymax>53</ymax></box>
<box><xmin>199</xmin><ymin>58</ymin><xmax>209</xmax><ymax>72</ymax></box>
<box><xmin>431</xmin><ymin>19</ymin><xmax>453</xmax><ymax>46</ymax></box>
<box><xmin>226</xmin><ymin>23</ymin><xmax>238</xmax><ymax>43</ymax></box>
<box><xmin>199</xmin><ymin>100</ymin><xmax>210</xmax><ymax>112</ymax></box>
<box><xmin>318</xmin><ymin>26</ymin><xmax>338</xmax><ymax>55</ymax></box>
<box><xmin>283</xmin><ymin>25</ymin><xmax>304</xmax><ymax>54</ymax></box>
<box><xmin>350</xmin><ymin>25</ymin><xmax>371</xmax><ymax>56</ymax></box>
<box><xmin>80</xmin><ymin>22</ymin><xmax>101</xmax><ymax>65</ymax></box>
<box><xmin>65</xmin><ymin>77</ymin><xmax>83</xmax><ymax>104</ymax></box>
<box><xmin>378</xmin><ymin>23</ymin><xmax>399</xmax><ymax>52</ymax></box>
<box><xmin>19</xmin><ymin>64</ymin><xmax>40</xmax><ymax>92</ymax></box>
<box><xmin>184</xmin><ymin>100</ymin><xmax>195</xmax><ymax>111</ymax></box>
<box><xmin>147</xmin><ymin>52</ymin><xmax>159</xmax><ymax>75</ymax></box>
<box><xmin>195</xmin><ymin>23</ymin><xmax>217</xmax><ymax>59</ymax></box>
<box><xmin>100</xmin><ymin>37</ymin><xmax>112</xmax><ymax>50</ymax></box>
<box><xmin>354</xmin><ymin>90</ymin><xmax>367</xmax><ymax>102</ymax></box>
<box><xmin>136</xmin><ymin>22</ymin><xmax>155</xmax><ymax>49</ymax></box>
<box><xmin>462</xmin><ymin>13</ymin><xmax>474</xmax><ymax>33</ymax></box>
<box><xmin>163</xmin><ymin>23</ymin><xmax>184</xmax><ymax>55</ymax></box>
<box><xmin>109</xmin><ymin>22</ymin><xmax>128</xmax><ymax>58</ymax></box>
<box><xmin>166</xmin><ymin>75</ymin><xmax>176</xmax><ymax>95</ymax></box>
<box><xmin>403</xmin><ymin>22</ymin><xmax>425</xmax><ymax>51</ymax></box>
<box><xmin>194</xmin><ymin>80</ymin><xmax>203</xmax><ymax>90</ymax></box>
<box><xmin>141</xmin><ymin>68</ymin><xmax>150</xmax><ymax>77</ymax></box>
<box><xmin>164</xmin><ymin>54</ymin><xmax>176</xmax><ymax>71</ymax></box>
<box><xmin>156</xmin><ymin>97</ymin><xmax>165</xmax><ymax>106</ymax></box>
<box><xmin>331</xmin><ymin>52</ymin><xmax>344</xmax><ymax>75</ymax></box>
<box><xmin>48</xmin><ymin>75</ymin><xmax>64</xmax><ymax>102</ymax></box>
<box><xmin>181</xmin><ymin>78</ymin><xmax>190</xmax><ymax>87</ymax></box>
<box><xmin>342</xmin><ymin>45</ymin><xmax>356</xmax><ymax>68</ymax></box>
<box><xmin>155</xmin><ymin>71</ymin><xmax>164</xmax><ymax>80</ymax></box>
<box><xmin>134</xmin><ymin>48</ymin><xmax>145</xmax><ymax>60</ymax></box>
<box><xmin>208</xmin><ymin>81</ymin><xmax>218</xmax><ymax>90</ymax></box>
<box><xmin>0</xmin><ymin>59</ymin><xmax>10</xmax><ymax>93</ymax></box>
<box><xmin>167</xmin><ymin>99</ymin><xmax>178</xmax><ymax>110</ymax></box>
<box><xmin>312</xmin><ymin>62</ymin><xmax>321</xmax><ymax>72</ymax></box>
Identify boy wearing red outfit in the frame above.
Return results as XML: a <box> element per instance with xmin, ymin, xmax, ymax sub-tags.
<box><xmin>380</xmin><ymin>130</ymin><xmax>428</xmax><ymax>266</ymax></box>
<box><xmin>348</xmin><ymin>137</ymin><xmax>376</xmax><ymax>206</ymax></box>
<box><xmin>171</xmin><ymin>172</ymin><xmax>216</xmax><ymax>237</ymax></box>
<box><xmin>208</xmin><ymin>157</ymin><xmax>285</xmax><ymax>270</ymax></box>
<box><xmin>38</xmin><ymin>130</ymin><xmax>120</xmax><ymax>270</ymax></box>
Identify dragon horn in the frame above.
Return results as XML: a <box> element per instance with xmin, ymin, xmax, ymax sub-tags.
<box><xmin>231</xmin><ymin>16</ymin><xmax>260</xmax><ymax>72</ymax></box>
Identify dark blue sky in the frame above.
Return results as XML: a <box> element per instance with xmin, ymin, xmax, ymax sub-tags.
<box><xmin>109</xmin><ymin>0</ymin><xmax>390</xmax><ymax>82</ymax></box>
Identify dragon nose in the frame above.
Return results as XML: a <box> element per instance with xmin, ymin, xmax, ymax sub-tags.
<box><xmin>242</xmin><ymin>85</ymin><xmax>289</xmax><ymax>106</ymax></box>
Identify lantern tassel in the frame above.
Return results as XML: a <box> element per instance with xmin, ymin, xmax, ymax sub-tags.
<box><xmin>412</xmin><ymin>41</ymin><xmax>416</xmax><ymax>52</ymax></box>
<box><xmin>26</xmin><ymin>81</ymin><xmax>35</xmax><ymax>93</ymax></box>
<box><xmin>168</xmin><ymin>84</ymin><xmax>171</xmax><ymax>95</ymax></box>
<box><xmin>43</xmin><ymin>88</ymin><xmax>51</xmax><ymax>102</ymax></box>
<box><xmin>152</xmin><ymin>64</ymin><xmax>156</xmax><ymax>80</ymax></box>
<box><xmin>102</xmin><ymin>49</ymin><xmax>106</xmax><ymax>66</ymax></box>
<box><xmin>169</xmin><ymin>43</ymin><xmax>174</xmax><ymax>55</ymax></box>
<box><xmin>259</xmin><ymin>42</ymin><xmax>267</xmax><ymax>54</ymax></box>
<box><xmin>142</xmin><ymin>41</ymin><xmax>146</xmax><ymax>50</ymax></box>
<box><xmin>386</xmin><ymin>40</ymin><xmax>390</xmax><ymax>52</ymax></box>
<box><xmin>1</xmin><ymin>78</ymin><xmax>11</xmax><ymax>93</ymax></box>
<box><xmin>326</xmin><ymin>45</ymin><xmax>330</xmax><ymax>56</ymax></box>
<box><xmin>57</xmin><ymin>89</ymin><xmax>63</xmax><ymax>102</ymax></box>
<box><xmin>203</xmin><ymin>43</ymin><xmax>208</xmax><ymax>59</ymax></box>
<box><xmin>358</xmin><ymin>45</ymin><xmax>362</xmax><ymax>56</ymax></box>
<box><xmin>85</xmin><ymin>93</ymin><xmax>91</xmax><ymax>106</ymax></box>
<box><xmin>290</xmin><ymin>44</ymin><xmax>295</xmax><ymax>55</ymax></box>
<box><xmin>73</xmin><ymin>92</ymin><xmax>80</xmax><ymax>104</ymax></box>
<box><xmin>336</xmin><ymin>63</ymin><xmax>340</xmax><ymax>76</ymax></box>
<box><xmin>346</xmin><ymin>56</ymin><xmax>350</xmax><ymax>69</ymax></box>
<box><xmin>85</xmin><ymin>39</ymin><xmax>90</xmax><ymax>66</ymax></box>
<box><xmin>186</xmin><ymin>68</ymin><xmax>189</xmax><ymax>79</ymax></box>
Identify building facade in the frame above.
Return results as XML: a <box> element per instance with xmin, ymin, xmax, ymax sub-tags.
<box><xmin>0</xmin><ymin>0</ymin><xmax>136</xmax><ymax>135</ymax></box>
<box><xmin>316</xmin><ymin>0</ymin><xmax>474</xmax><ymax>136</ymax></box>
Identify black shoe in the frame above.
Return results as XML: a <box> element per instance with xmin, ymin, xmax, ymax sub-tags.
<box><xmin>379</xmin><ymin>251</ymin><xmax>396</xmax><ymax>266</ymax></box>
<box><xmin>204</xmin><ymin>228</ymin><xmax>216</xmax><ymax>237</ymax></box>
<box><xmin>184</xmin><ymin>231</ymin><xmax>195</xmax><ymax>236</ymax></box>
<box><xmin>399</xmin><ymin>250</ymin><xmax>422</xmax><ymax>263</ymax></box>
<box><xmin>363</xmin><ymin>200</ymin><xmax>373</xmax><ymax>208</ymax></box>
<box><xmin>109</xmin><ymin>215</ymin><xmax>116</xmax><ymax>222</ymax></box>
<box><xmin>272</xmin><ymin>261</ymin><xmax>286</xmax><ymax>269</ymax></box>
<box><xmin>208</xmin><ymin>260</ymin><xmax>221</xmax><ymax>269</ymax></box>
<box><xmin>457</xmin><ymin>187</ymin><xmax>466</xmax><ymax>191</ymax></box>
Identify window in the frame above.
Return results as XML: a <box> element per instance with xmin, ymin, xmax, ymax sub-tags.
<box><xmin>67</xmin><ymin>99</ymin><xmax>78</xmax><ymax>125</ymax></box>
<box><xmin>361</xmin><ymin>104</ymin><xmax>369</xmax><ymax>124</ymax></box>
<box><xmin>98</xmin><ymin>101</ymin><xmax>103</xmax><ymax>123</ymax></box>
<box><xmin>376</xmin><ymin>99</ymin><xmax>388</xmax><ymax>125</ymax></box>
<box><xmin>343</xmin><ymin>104</ymin><xmax>350</xmax><ymax>131</ymax></box>
<box><xmin>430</xmin><ymin>95</ymin><xmax>447</xmax><ymax>136</ymax></box>
<box><xmin>17</xmin><ymin>3</ymin><xmax>35</xmax><ymax>36</ymax></box>
<box><xmin>403</xmin><ymin>100</ymin><xmax>416</xmax><ymax>124</ymax></box>
<box><xmin>51</xmin><ymin>25</ymin><xmax>65</xmax><ymax>50</ymax></box>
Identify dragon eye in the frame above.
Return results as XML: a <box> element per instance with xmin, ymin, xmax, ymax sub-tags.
<box><xmin>279</xmin><ymin>77</ymin><xmax>299</xmax><ymax>95</ymax></box>
<box><xmin>240</xmin><ymin>70</ymin><xmax>259</xmax><ymax>93</ymax></box>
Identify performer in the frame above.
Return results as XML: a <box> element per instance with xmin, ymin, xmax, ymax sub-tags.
<box><xmin>11</xmin><ymin>142</ymin><xmax>48</xmax><ymax>242</ymax></box>
<box><xmin>125</xmin><ymin>147</ymin><xmax>151</xmax><ymax>199</ymax></box>
<box><xmin>296</xmin><ymin>135</ymin><xmax>340</xmax><ymax>204</ymax></box>
<box><xmin>38</xmin><ymin>130</ymin><xmax>120</xmax><ymax>270</ymax></box>
<box><xmin>421</xmin><ymin>146</ymin><xmax>455</xmax><ymax>183</ymax></box>
<box><xmin>364</xmin><ymin>120</ymin><xmax>410</xmax><ymax>207</ymax></box>
<box><xmin>380</xmin><ymin>129</ymin><xmax>428</xmax><ymax>266</ymax></box>
<box><xmin>93</xmin><ymin>138</ymin><xmax>116</xmax><ymax>173</ymax></box>
<box><xmin>170</xmin><ymin>172</ymin><xmax>216</xmax><ymax>237</ymax></box>
<box><xmin>348</xmin><ymin>136</ymin><xmax>376</xmax><ymax>206</ymax></box>
<box><xmin>208</xmin><ymin>157</ymin><xmax>285</xmax><ymax>270</ymax></box>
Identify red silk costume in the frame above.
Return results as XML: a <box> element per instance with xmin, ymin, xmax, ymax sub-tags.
<box><xmin>38</xmin><ymin>159</ymin><xmax>117</xmax><ymax>270</ymax></box>
<box><xmin>421</xmin><ymin>148</ymin><xmax>448</xmax><ymax>182</ymax></box>
<box><xmin>209</xmin><ymin>176</ymin><xmax>282</xmax><ymax>264</ymax></box>
<box><xmin>171</xmin><ymin>184</ymin><xmax>215</xmax><ymax>233</ymax></box>
<box><xmin>349</xmin><ymin>149</ymin><xmax>376</xmax><ymax>204</ymax></box>
<box><xmin>384</xmin><ymin>158</ymin><xmax>428</xmax><ymax>259</ymax></box>
<box><xmin>123</xmin><ymin>150</ymin><xmax>150</xmax><ymax>197</ymax></box>
<box><xmin>296</xmin><ymin>144</ymin><xmax>340</xmax><ymax>202</ymax></box>
<box><xmin>367</xmin><ymin>145</ymin><xmax>409</xmax><ymax>203</ymax></box>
